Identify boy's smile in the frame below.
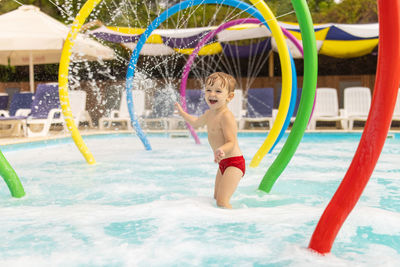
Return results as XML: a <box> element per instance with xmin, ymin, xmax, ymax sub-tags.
<box><xmin>204</xmin><ymin>79</ymin><xmax>232</xmax><ymax>110</ymax></box>
<box><xmin>205</xmin><ymin>89</ymin><xmax>226</xmax><ymax>109</ymax></box>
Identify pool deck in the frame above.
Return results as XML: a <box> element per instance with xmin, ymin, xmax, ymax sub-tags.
<box><xmin>1</xmin><ymin>127</ymin><xmax>399</xmax><ymax>146</ymax></box>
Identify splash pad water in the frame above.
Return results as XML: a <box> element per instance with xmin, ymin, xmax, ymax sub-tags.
<box><xmin>1</xmin><ymin>133</ymin><xmax>400</xmax><ymax>265</ymax></box>
<box><xmin>0</xmin><ymin>0</ymin><xmax>399</xmax><ymax>258</ymax></box>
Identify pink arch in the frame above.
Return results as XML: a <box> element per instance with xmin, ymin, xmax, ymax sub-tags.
<box><xmin>179</xmin><ymin>18</ymin><xmax>303</xmax><ymax>144</ymax></box>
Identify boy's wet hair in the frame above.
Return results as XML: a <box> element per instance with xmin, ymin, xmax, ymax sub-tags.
<box><xmin>206</xmin><ymin>72</ymin><xmax>236</xmax><ymax>93</ymax></box>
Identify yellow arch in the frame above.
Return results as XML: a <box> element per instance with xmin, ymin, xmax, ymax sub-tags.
<box><xmin>59</xmin><ymin>0</ymin><xmax>292</xmax><ymax>166</ymax></box>
<box><xmin>249</xmin><ymin>0</ymin><xmax>292</xmax><ymax>167</ymax></box>
<box><xmin>58</xmin><ymin>0</ymin><xmax>101</xmax><ymax>164</ymax></box>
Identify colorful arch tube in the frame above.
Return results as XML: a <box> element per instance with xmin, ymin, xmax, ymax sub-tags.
<box><xmin>0</xmin><ymin>151</ymin><xmax>25</xmax><ymax>198</ymax></box>
<box><xmin>126</xmin><ymin>0</ymin><xmax>292</xmax><ymax>153</ymax></box>
<box><xmin>247</xmin><ymin>0</ymin><xmax>296</xmax><ymax>167</ymax></box>
<box><xmin>258</xmin><ymin>0</ymin><xmax>317</xmax><ymax>192</ymax></box>
<box><xmin>180</xmin><ymin>18</ymin><xmax>302</xmax><ymax>148</ymax></box>
<box><xmin>58</xmin><ymin>0</ymin><xmax>152</xmax><ymax>165</ymax></box>
<box><xmin>58</xmin><ymin>0</ymin><xmax>100</xmax><ymax>164</ymax></box>
<box><xmin>309</xmin><ymin>0</ymin><xmax>400</xmax><ymax>254</ymax></box>
<box><xmin>268</xmin><ymin>27</ymin><xmax>304</xmax><ymax>153</ymax></box>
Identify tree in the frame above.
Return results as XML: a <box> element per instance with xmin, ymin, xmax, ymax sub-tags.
<box><xmin>0</xmin><ymin>0</ymin><xmax>65</xmax><ymax>21</ymax></box>
<box><xmin>320</xmin><ymin>0</ymin><xmax>378</xmax><ymax>23</ymax></box>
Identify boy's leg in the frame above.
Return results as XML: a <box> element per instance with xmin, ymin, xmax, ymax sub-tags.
<box><xmin>214</xmin><ymin>169</ymin><xmax>223</xmax><ymax>199</ymax></box>
<box><xmin>216</xmin><ymin>166</ymin><xmax>242</xmax><ymax>209</ymax></box>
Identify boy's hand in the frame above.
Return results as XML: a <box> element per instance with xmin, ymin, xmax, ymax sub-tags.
<box><xmin>214</xmin><ymin>148</ymin><xmax>225</xmax><ymax>163</ymax></box>
<box><xmin>174</xmin><ymin>102</ymin><xmax>183</xmax><ymax>115</ymax></box>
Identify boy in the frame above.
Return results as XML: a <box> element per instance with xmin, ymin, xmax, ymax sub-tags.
<box><xmin>175</xmin><ymin>72</ymin><xmax>245</xmax><ymax>209</ymax></box>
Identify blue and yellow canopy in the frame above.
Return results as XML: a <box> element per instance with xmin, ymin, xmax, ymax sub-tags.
<box><xmin>89</xmin><ymin>21</ymin><xmax>379</xmax><ymax>58</ymax></box>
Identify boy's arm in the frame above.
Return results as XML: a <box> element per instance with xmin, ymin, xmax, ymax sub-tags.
<box><xmin>214</xmin><ymin>111</ymin><xmax>237</xmax><ymax>162</ymax></box>
<box><xmin>175</xmin><ymin>102</ymin><xmax>207</xmax><ymax>128</ymax></box>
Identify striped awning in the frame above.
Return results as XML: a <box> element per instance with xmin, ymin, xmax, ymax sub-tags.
<box><xmin>89</xmin><ymin>21</ymin><xmax>379</xmax><ymax>59</ymax></box>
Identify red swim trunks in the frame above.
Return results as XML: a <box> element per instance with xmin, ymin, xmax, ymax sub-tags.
<box><xmin>218</xmin><ymin>155</ymin><xmax>246</xmax><ymax>177</ymax></box>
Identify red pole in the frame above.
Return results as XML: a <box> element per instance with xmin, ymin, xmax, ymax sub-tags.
<box><xmin>308</xmin><ymin>0</ymin><xmax>400</xmax><ymax>254</ymax></box>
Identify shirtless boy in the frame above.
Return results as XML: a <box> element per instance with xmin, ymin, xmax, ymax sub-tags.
<box><xmin>175</xmin><ymin>72</ymin><xmax>245</xmax><ymax>209</ymax></box>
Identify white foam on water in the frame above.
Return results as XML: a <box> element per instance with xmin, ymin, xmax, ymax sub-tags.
<box><xmin>1</xmin><ymin>134</ymin><xmax>399</xmax><ymax>265</ymax></box>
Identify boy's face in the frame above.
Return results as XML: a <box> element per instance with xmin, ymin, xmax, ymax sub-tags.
<box><xmin>204</xmin><ymin>79</ymin><xmax>234</xmax><ymax>110</ymax></box>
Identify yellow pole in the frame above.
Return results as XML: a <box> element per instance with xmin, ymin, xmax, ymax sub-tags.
<box><xmin>58</xmin><ymin>0</ymin><xmax>102</xmax><ymax>164</ymax></box>
<box><xmin>249</xmin><ymin>0</ymin><xmax>292</xmax><ymax>167</ymax></box>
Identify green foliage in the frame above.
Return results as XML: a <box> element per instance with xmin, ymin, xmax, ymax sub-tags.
<box><xmin>0</xmin><ymin>0</ymin><xmax>65</xmax><ymax>21</ymax></box>
<box><xmin>322</xmin><ymin>0</ymin><xmax>378</xmax><ymax>23</ymax></box>
<box><xmin>0</xmin><ymin>65</ymin><xmax>18</xmax><ymax>82</ymax></box>
<box><xmin>1</xmin><ymin>0</ymin><xmax>378</xmax><ymax>25</ymax></box>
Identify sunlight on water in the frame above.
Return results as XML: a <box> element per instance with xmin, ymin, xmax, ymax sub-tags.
<box><xmin>0</xmin><ymin>133</ymin><xmax>400</xmax><ymax>266</ymax></box>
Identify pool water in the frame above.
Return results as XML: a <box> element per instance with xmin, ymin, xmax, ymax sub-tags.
<box><xmin>1</xmin><ymin>133</ymin><xmax>399</xmax><ymax>266</ymax></box>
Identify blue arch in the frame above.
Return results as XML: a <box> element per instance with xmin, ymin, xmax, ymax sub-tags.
<box><xmin>126</xmin><ymin>0</ymin><xmax>298</xmax><ymax>151</ymax></box>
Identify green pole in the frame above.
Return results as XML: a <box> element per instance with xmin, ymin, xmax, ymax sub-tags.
<box><xmin>0</xmin><ymin>150</ymin><xmax>25</xmax><ymax>198</ymax></box>
<box><xmin>258</xmin><ymin>0</ymin><xmax>318</xmax><ymax>193</ymax></box>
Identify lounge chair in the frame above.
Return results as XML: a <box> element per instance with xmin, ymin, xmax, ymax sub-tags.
<box><xmin>274</xmin><ymin>87</ymin><xmax>302</xmax><ymax>124</ymax></box>
<box><xmin>227</xmin><ymin>89</ymin><xmax>245</xmax><ymax>129</ymax></box>
<box><xmin>186</xmin><ymin>89</ymin><xmax>208</xmax><ymax>116</ymax></box>
<box><xmin>0</xmin><ymin>92</ymin><xmax>33</xmax><ymax>136</ymax></box>
<box><xmin>308</xmin><ymin>88</ymin><xmax>348</xmax><ymax>130</ymax></box>
<box><xmin>3</xmin><ymin>93</ymin><xmax>33</xmax><ymax>117</ymax></box>
<box><xmin>68</xmin><ymin>90</ymin><xmax>93</xmax><ymax>128</ymax></box>
<box><xmin>7</xmin><ymin>92</ymin><xmax>33</xmax><ymax>117</ymax></box>
<box><xmin>392</xmin><ymin>88</ymin><xmax>400</xmax><ymax>126</ymax></box>
<box><xmin>26</xmin><ymin>84</ymin><xmax>65</xmax><ymax>137</ymax></box>
<box><xmin>99</xmin><ymin>90</ymin><xmax>145</xmax><ymax>130</ymax></box>
<box><xmin>5</xmin><ymin>87</ymin><xmax>20</xmax><ymax>107</ymax></box>
<box><xmin>179</xmin><ymin>89</ymin><xmax>208</xmax><ymax>131</ymax></box>
<box><xmin>144</xmin><ymin>89</ymin><xmax>177</xmax><ymax>130</ymax></box>
<box><xmin>290</xmin><ymin>88</ymin><xmax>303</xmax><ymax>123</ymax></box>
<box><xmin>0</xmin><ymin>93</ymin><xmax>8</xmax><ymax>111</ymax></box>
<box><xmin>342</xmin><ymin>86</ymin><xmax>371</xmax><ymax>130</ymax></box>
<box><xmin>242</xmin><ymin>88</ymin><xmax>275</xmax><ymax>129</ymax></box>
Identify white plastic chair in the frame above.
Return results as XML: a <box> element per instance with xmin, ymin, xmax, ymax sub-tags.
<box><xmin>343</xmin><ymin>87</ymin><xmax>371</xmax><ymax>130</ymax></box>
<box><xmin>0</xmin><ymin>92</ymin><xmax>8</xmax><ymax>111</ymax></box>
<box><xmin>0</xmin><ymin>92</ymin><xmax>34</xmax><ymax>136</ymax></box>
<box><xmin>143</xmin><ymin>89</ymin><xmax>177</xmax><ymax>130</ymax></box>
<box><xmin>227</xmin><ymin>89</ymin><xmax>246</xmax><ymax>129</ymax></box>
<box><xmin>242</xmin><ymin>88</ymin><xmax>275</xmax><ymax>129</ymax></box>
<box><xmin>26</xmin><ymin>84</ymin><xmax>65</xmax><ymax>137</ymax></box>
<box><xmin>308</xmin><ymin>88</ymin><xmax>347</xmax><ymax>130</ymax></box>
<box><xmin>68</xmin><ymin>90</ymin><xmax>93</xmax><ymax>128</ymax></box>
<box><xmin>392</xmin><ymin>88</ymin><xmax>400</xmax><ymax>125</ymax></box>
<box><xmin>99</xmin><ymin>90</ymin><xmax>145</xmax><ymax>130</ymax></box>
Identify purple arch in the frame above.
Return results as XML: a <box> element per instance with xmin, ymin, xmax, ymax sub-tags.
<box><xmin>179</xmin><ymin>18</ymin><xmax>304</xmax><ymax>144</ymax></box>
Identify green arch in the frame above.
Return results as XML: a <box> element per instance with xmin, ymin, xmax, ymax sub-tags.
<box><xmin>0</xmin><ymin>150</ymin><xmax>25</xmax><ymax>198</ymax></box>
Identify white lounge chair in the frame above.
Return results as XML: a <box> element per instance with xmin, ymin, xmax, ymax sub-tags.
<box><xmin>176</xmin><ymin>89</ymin><xmax>207</xmax><ymax>131</ymax></box>
<box><xmin>68</xmin><ymin>90</ymin><xmax>93</xmax><ymax>128</ymax></box>
<box><xmin>308</xmin><ymin>88</ymin><xmax>347</xmax><ymax>130</ymax></box>
<box><xmin>273</xmin><ymin>87</ymin><xmax>302</xmax><ymax>126</ymax></box>
<box><xmin>343</xmin><ymin>86</ymin><xmax>371</xmax><ymax>130</ymax></box>
<box><xmin>0</xmin><ymin>92</ymin><xmax>33</xmax><ymax>136</ymax></box>
<box><xmin>26</xmin><ymin>84</ymin><xmax>65</xmax><ymax>137</ymax></box>
<box><xmin>143</xmin><ymin>89</ymin><xmax>177</xmax><ymax>130</ymax></box>
<box><xmin>99</xmin><ymin>90</ymin><xmax>145</xmax><ymax>130</ymax></box>
<box><xmin>0</xmin><ymin>93</ymin><xmax>8</xmax><ymax>111</ymax></box>
<box><xmin>227</xmin><ymin>89</ymin><xmax>245</xmax><ymax>129</ymax></box>
<box><xmin>242</xmin><ymin>88</ymin><xmax>275</xmax><ymax>129</ymax></box>
<box><xmin>392</xmin><ymin>88</ymin><xmax>400</xmax><ymax>126</ymax></box>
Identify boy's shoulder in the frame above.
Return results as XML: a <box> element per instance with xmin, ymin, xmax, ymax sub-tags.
<box><xmin>220</xmin><ymin>108</ymin><xmax>235</xmax><ymax>121</ymax></box>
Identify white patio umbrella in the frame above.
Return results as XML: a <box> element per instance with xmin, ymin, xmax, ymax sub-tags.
<box><xmin>0</xmin><ymin>5</ymin><xmax>114</xmax><ymax>92</ymax></box>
